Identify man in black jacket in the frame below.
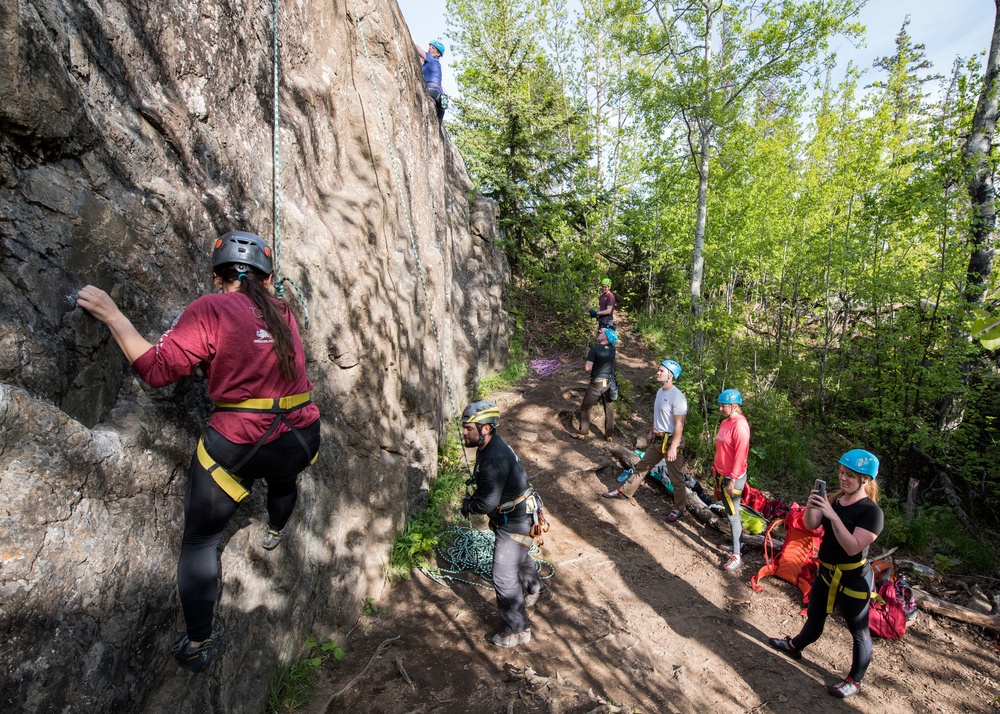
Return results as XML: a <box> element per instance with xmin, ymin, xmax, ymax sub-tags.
<box><xmin>460</xmin><ymin>401</ymin><xmax>542</xmax><ymax>647</ymax></box>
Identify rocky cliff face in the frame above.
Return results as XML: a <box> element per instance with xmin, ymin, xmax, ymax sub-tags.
<box><xmin>0</xmin><ymin>1</ymin><xmax>508</xmax><ymax>711</ymax></box>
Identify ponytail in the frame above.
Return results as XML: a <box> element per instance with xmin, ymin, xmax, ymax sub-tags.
<box><xmin>215</xmin><ymin>265</ymin><xmax>297</xmax><ymax>381</ymax></box>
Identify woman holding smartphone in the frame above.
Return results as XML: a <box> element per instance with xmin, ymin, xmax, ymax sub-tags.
<box><xmin>765</xmin><ymin>449</ymin><xmax>884</xmax><ymax>699</ymax></box>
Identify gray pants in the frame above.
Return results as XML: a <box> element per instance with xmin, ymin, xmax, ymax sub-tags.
<box><xmin>492</xmin><ymin>520</ymin><xmax>541</xmax><ymax>635</ymax></box>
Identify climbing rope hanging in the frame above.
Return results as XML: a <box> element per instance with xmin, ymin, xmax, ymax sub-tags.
<box><xmin>351</xmin><ymin>0</ymin><xmax>471</xmax><ymax>473</ymax></box>
<box><xmin>419</xmin><ymin>526</ymin><xmax>555</xmax><ymax>591</ymax></box>
<box><xmin>269</xmin><ymin>0</ymin><xmax>311</xmax><ymax>327</ymax></box>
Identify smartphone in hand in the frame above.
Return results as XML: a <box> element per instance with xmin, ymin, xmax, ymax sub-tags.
<box><xmin>814</xmin><ymin>479</ymin><xmax>827</xmax><ymax>498</ymax></box>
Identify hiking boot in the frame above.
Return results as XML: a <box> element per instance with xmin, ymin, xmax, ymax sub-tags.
<box><xmin>492</xmin><ymin>629</ymin><xmax>531</xmax><ymax>648</ymax></box>
<box><xmin>262</xmin><ymin>527</ymin><xmax>285</xmax><ymax>550</ymax></box>
<box><xmin>828</xmin><ymin>676</ymin><xmax>860</xmax><ymax>698</ymax></box>
<box><xmin>666</xmin><ymin>508</ymin><xmax>683</xmax><ymax>522</ymax></box>
<box><xmin>172</xmin><ymin>635</ymin><xmax>214</xmax><ymax>673</ymax></box>
<box><xmin>602</xmin><ymin>488</ymin><xmax>627</xmax><ymax>500</ymax></box>
<box><xmin>766</xmin><ymin>636</ymin><xmax>802</xmax><ymax>661</ymax></box>
<box><xmin>723</xmin><ymin>555</ymin><xmax>742</xmax><ymax>571</ymax></box>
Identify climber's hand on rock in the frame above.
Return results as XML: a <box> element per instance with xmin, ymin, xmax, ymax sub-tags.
<box><xmin>77</xmin><ymin>285</ymin><xmax>121</xmax><ymax>324</ymax></box>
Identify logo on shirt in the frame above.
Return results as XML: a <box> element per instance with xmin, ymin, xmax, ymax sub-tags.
<box><xmin>254</xmin><ymin>329</ymin><xmax>274</xmax><ymax>344</ymax></box>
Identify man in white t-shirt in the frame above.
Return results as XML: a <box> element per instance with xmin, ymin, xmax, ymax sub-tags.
<box><xmin>603</xmin><ymin>359</ymin><xmax>689</xmax><ymax>523</ymax></box>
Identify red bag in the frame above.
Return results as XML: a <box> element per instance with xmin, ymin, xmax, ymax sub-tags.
<box><xmin>869</xmin><ymin>578</ymin><xmax>907</xmax><ymax>639</ymax></box>
<box><xmin>751</xmin><ymin>504</ymin><xmax>823</xmax><ymax>614</ymax></box>
<box><xmin>741</xmin><ymin>483</ymin><xmax>768</xmax><ymax>512</ymax></box>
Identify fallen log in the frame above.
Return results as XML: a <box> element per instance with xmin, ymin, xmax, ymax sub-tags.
<box><xmin>911</xmin><ymin>587</ymin><xmax>1000</xmax><ymax>632</ymax></box>
<box><xmin>684</xmin><ymin>486</ymin><xmax>772</xmax><ymax>548</ymax></box>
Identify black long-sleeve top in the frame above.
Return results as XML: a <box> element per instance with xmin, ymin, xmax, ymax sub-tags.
<box><xmin>469</xmin><ymin>433</ymin><xmax>531</xmax><ymax>524</ymax></box>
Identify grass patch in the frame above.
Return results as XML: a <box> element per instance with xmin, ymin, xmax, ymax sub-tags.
<box><xmin>387</xmin><ymin>432</ymin><xmax>468</xmax><ymax>578</ymax></box>
<box><xmin>266</xmin><ymin>635</ymin><xmax>345</xmax><ymax>714</ymax></box>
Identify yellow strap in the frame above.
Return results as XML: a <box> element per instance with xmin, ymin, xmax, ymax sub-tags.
<box><xmin>214</xmin><ymin>392</ymin><xmax>311</xmax><ymax>411</ymax></box>
<box><xmin>820</xmin><ymin>559</ymin><xmax>873</xmax><ymax>613</ymax></box>
<box><xmin>197</xmin><ymin>437</ymin><xmax>250</xmax><ymax>503</ymax></box>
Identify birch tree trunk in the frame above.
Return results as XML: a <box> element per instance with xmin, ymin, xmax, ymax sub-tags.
<box><xmin>962</xmin><ymin>0</ymin><xmax>1000</xmax><ymax>309</ymax></box>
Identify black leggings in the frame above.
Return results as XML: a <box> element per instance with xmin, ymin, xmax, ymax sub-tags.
<box><xmin>791</xmin><ymin>566</ymin><xmax>874</xmax><ymax>682</ymax></box>
<box><xmin>177</xmin><ymin>421</ymin><xmax>321</xmax><ymax>641</ymax></box>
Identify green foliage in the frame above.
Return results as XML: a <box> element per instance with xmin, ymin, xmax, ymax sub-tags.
<box><xmin>475</xmin><ymin>357</ymin><xmax>528</xmax><ymax>400</ymax></box>
<box><xmin>612</xmin><ymin>372</ymin><xmax>634</xmax><ymax>428</ymax></box>
<box><xmin>387</xmin><ymin>434</ymin><xmax>468</xmax><ymax>577</ymax></box>
<box><xmin>266</xmin><ymin>636</ymin><xmax>345</xmax><ymax>714</ymax></box>
<box><xmin>880</xmin><ymin>504</ymin><xmax>997</xmax><ymax>573</ymax></box>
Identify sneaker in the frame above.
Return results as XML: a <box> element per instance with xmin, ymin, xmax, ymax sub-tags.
<box><xmin>492</xmin><ymin>629</ymin><xmax>531</xmax><ymax>647</ymax></box>
<box><xmin>525</xmin><ymin>587</ymin><xmax>548</xmax><ymax>607</ymax></box>
<box><xmin>616</xmin><ymin>468</ymin><xmax>634</xmax><ymax>484</ymax></box>
<box><xmin>766</xmin><ymin>636</ymin><xmax>802</xmax><ymax>661</ymax></box>
<box><xmin>723</xmin><ymin>555</ymin><xmax>742</xmax><ymax>571</ymax></box>
<box><xmin>827</xmin><ymin>676</ymin><xmax>860</xmax><ymax>698</ymax></box>
<box><xmin>172</xmin><ymin>635</ymin><xmax>214</xmax><ymax>673</ymax></box>
<box><xmin>666</xmin><ymin>508</ymin><xmax>683</xmax><ymax>522</ymax></box>
<box><xmin>602</xmin><ymin>488</ymin><xmax>627</xmax><ymax>499</ymax></box>
<box><xmin>262</xmin><ymin>527</ymin><xmax>285</xmax><ymax>550</ymax></box>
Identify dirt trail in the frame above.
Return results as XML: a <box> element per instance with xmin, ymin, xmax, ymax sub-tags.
<box><xmin>309</xmin><ymin>326</ymin><xmax>1000</xmax><ymax>714</ymax></box>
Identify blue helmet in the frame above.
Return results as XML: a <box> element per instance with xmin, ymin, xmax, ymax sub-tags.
<box><xmin>660</xmin><ymin>359</ymin><xmax>681</xmax><ymax>380</ymax></box>
<box><xmin>429</xmin><ymin>40</ymin><xmax>445</xmax><ymax>56</ymax></box>
<box><xmin>839</xmin><ymin>449</ymin><xmax>879</xmax><ymax>479</ymax></box>
<box><xmin>718</xmin><ymin>389</ymin><xmax>742</xmax><ymax>405</ymax></box>
<box><xmin>603</xmin><ymin>328</ymin><xmax>619</xmax><ymax>344</ymax></box>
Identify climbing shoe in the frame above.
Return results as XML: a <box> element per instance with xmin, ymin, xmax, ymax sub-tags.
<box><xmin>723</xmin><ymin>555</ymin><xmax>742</xmax><ymax>571</ymax></box>
<box><xmin>666</xmin><ymin>508</ymin><xmax>683</xmax><ymax>522</ymax></box>
<box><xmin>616</xmin><ymin>468</ymin><xmax>634</xmax><ymax>484</ymax></box>
<box><xmin>262</xmin><ymin>526</ymin><xmax>285</xmax><ymax>550</ymax></box>
<box><xmin>492</xmin><ymin>629</ymin><xmax>531</xmax><ymax>648</ymax></box>
<box><xmin>828</xmin><ymin>676</ymin><xmax>860</xmax><ymax>698</ymax></box>
<box><xmin>766</xmin><ymin>636</ymin><xmax>802</xmax><ymax>661</ymax></box>
<box><xmin>602</xmin><ymin>488</ymin><xmax>628</xmax><ymax>500</ymax></box>
<box><xmin>172</xmin><ymin>635</ymin><xmax>214</xmax><ymax>673</ymax></box>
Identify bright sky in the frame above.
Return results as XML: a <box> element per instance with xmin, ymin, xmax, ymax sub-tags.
<box><xmin>396</xmin><ymin>0</ymin><xmax>997</xmax><ymax>101</ymax></box>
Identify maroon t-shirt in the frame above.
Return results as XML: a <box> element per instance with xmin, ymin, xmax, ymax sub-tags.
<box><xmin>132</xmin><ymin>291</ymin><xmax>320</xmax><ymax>444</ymax></box>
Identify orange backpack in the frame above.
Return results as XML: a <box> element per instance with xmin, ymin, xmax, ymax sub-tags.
<box><xmin>750</xmin><ymin>504</ymin><xmax>824</xmax><ymax>614</ymax></box>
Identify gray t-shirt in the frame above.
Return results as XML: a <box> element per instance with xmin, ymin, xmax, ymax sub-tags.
<box><xmin>652</xmin><ymin>385</ymin><xmax>687</xmax><ymax>434</ymax></box>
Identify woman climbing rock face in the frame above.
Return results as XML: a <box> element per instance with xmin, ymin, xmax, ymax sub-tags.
<box><xmin>76</xmin><ymin>230</ymin><xmax>321</xmax><ymax>673</ymax></box>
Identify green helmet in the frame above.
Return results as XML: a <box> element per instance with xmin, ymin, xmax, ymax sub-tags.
<box><xmin>600</xmin><ymin>278</ymin><xmax>612</xmax><ymax>286</ymax></box>
<box><xmin>212</xmin><ymin>231</ymin><xmax>273</xmax><ymax>275</ymax></box>
<box><xmin>461</xmin><ymin>400</ymin><xmax>500</xmax><ymax>426</ymax></box>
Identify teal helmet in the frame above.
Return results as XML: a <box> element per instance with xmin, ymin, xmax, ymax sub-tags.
<box><xmin>603</xmin><ymin>329</ymin><xmax>619</xmax><ymax>345</ymax></box>
<box><xmin>660</xmin><ymin>359</ymin><xmax>681</xmax><ymax>380</ymax></box>
<box><xmin>461</xmin><ymin>400</ymin><xmax>499</xmax><ymax>426</ymax></box>
<box><xmin>212</xmin><ymin>231</ymin><xmax>273</xmax><ymax>275</ymax></box>
<box><xmin>429</xmin><ymin>40</ymin><xmax>445</xmax><ymax>56</ymax></box>
<box><xmin>839</xmin><ymin>449</ymin><xmax>879</xmax><ymax>479</ymax></box>
<box><xmin>718</xmin><ymin>389</ymin><xmax>742</xmax><ymax>405</ymax></box>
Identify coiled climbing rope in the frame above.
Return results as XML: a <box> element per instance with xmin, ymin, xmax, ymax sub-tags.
<box><xmin>419</xmin><ymin>525</ymin><xmax>555</xmax><ymax>590</ymax></box>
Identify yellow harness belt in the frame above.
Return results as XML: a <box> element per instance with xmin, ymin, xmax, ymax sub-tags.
<box><xmin>200</xmin><ymin>392</ymin><xmax>317</xmax><ymax>502</ymax></box>
<box><xmin>819</xmin><ymin>559</ymin><xmax>876</xmax><ymax>613</ymax></box>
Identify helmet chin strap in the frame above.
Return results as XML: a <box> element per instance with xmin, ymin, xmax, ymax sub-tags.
<box><xmin>846</xmin><ymin>481</ymin><xmax>865</xmax><ymax>496</ymax></box>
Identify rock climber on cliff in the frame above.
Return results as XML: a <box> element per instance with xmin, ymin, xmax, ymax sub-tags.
<box><xmin>415</xmin><ymin>38</ymin><xmax>447</xmax><ymax>123</ymax></box>
<box><xmin>76</xmin><ymin>231</ymin><xmax>321</xmax><ymax>673</ymax></box>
